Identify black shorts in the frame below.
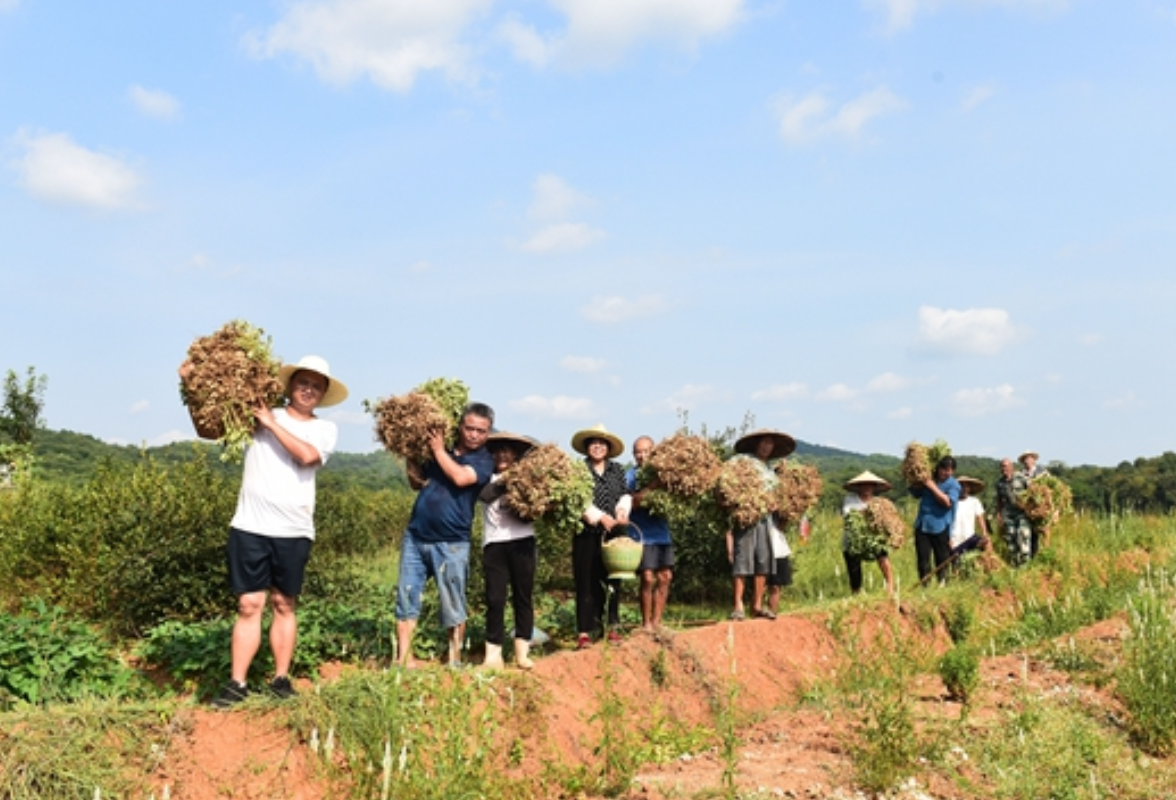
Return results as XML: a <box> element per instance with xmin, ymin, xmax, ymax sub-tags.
<box><xmin>227</xmin><ymin>527</ymin><xmax>313</xmax><ymax>597</ymax></box>
<box><xmin>768</xmin><ymin>556</ymin><xmax>793</xmax><ymax>587</ymax></box>
<box><xmin>638</xmin><ymin>543</ymin><xmax>676</xmax><ymax>572</ymax></box>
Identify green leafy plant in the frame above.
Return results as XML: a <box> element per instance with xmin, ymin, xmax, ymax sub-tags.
<box><xmin>0</xmin><ymin>599</ymin><xmax>144</xmax><ymax>707</ymax></box>
<box><xmin>938</xmin><ymin>645</ymin><xmax>979</xmax><ymax>704</ymax></box>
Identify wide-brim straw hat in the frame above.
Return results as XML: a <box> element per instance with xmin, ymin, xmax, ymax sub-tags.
<box><xmin>487</xmin><ymin>431</ymin><xmax>538</xmax><ymax>455</ymax></box>
<box><xmin>957</xmin><ymin>475</ymin><xmax>986</xmax><ymax>493</ymax></box>
<box><xmin>571</xmin><ymin>424</ymin><xmax>625</xmax><ymax>459</ymax></box>
<box><xmin>733</xmin><ymin>429</ymin><xmax>796</xmax><ymax>460</ymax></box>
<box><xmin>278</xmin><ymin>355</ymin><xmax>349</xmax><ymax>408</ymax></box>
<box><xmin>844</xmin><ymin>470</ymin><xmax>893</xmax><ymax>493</ymax></box>
<box><xmin>1018</xmin><ymin>450</ymin><xmax>1039</xmax><ymax>464</ymax></box>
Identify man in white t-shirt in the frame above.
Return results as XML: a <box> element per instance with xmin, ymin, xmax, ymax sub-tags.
<box><xmin>182</xmin><ymin>355</ymin><xmax>347</xmax><ymax>708</ymax></box>
<box><xmin>949</xmin><ymin>475</ymin><xmax>992</xmax><ymax>560</ymax></box>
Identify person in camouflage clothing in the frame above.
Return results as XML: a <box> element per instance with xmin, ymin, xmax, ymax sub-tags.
<box><xmin>995</xmin><ymin>457</ymin><xmax>1033</xmax><ymax>565</ymax></box>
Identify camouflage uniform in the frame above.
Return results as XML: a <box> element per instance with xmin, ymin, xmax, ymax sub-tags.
<box><xmin>996</xmin><ymin>472</ymin><xmax>1032</xmax><ymax>566</ymax></box>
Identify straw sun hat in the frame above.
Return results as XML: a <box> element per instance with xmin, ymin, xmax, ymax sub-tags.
<box><xmin>487</xmin><ymin>431</ymin><xmax>538</xmax><ymax>455</ymax></box>
<box><xmin>571</xmin><ymin>424</ymin><xmax>625</xmax><ymax>459</ymax></box>
<box><xmin>733</xmin><ymin>429</ymin><xmax>797</xmax><ymax>461</ymax></box>
<box><xmin>278</xmin><ymin>355</ymin><xmax>349</xmax><ymax>408</ymax></box>
<box><xmin>843</xmin><ymin>471</ymin><xmax>893</xmax><ymax>493</ymax></box>
<box><xmin>957</xmin><ymin>475</ymin><xmax>986</xmax><ymax>493</ymax></box>
<box><xmin>1018</xmin><ymin>450</ymin><xmax>1039</xmax><ymax>464</ymax></box>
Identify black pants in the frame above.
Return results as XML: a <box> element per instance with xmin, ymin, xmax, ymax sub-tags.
<box><xmin>573</xmin><ymin>532</ymin><xmax>620</xmax><ymax>635</ymax></box>
<box><xmin>483</xmin><ymin>538</ymin><xmax>536</xmax><ymax>645</ymax></box>
<box><xmin>843</xmin><ymin>551</ymin><xmax>864</xmax><ymax>593</ymax></box>
<box><xmin>915</xmin><ymin>530</ymin><xmax>952</xmax><ymax>583</ymax></box>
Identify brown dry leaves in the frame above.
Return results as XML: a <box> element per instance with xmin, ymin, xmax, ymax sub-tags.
<box><xmin>902</xmin><ymin>442</ymin><xmax>932</xmax><ymax>486</ymax></box>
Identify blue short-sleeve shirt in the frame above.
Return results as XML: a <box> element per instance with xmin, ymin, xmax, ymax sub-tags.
<box><xmin>407</xmin><ymin>447</ymin><xmax>495</xmax><ymax>543</ymax></box>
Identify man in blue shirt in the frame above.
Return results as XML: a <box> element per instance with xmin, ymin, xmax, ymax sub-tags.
<box><xmin>626</xmin><ymin>435</ymin><xmax>674</xmax><ymax>633</ymax></box>
<box><xmin>911</xmin><ymin>455</ymin><xmax>960</xmax><ymax>585</ymax></box>
<box><xmin>395</xmin><ymin>402</ymin><xmax>495</xmax><ymax>668</ymax></box>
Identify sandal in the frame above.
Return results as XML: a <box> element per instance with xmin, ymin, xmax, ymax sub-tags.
<box><xmin>729</xmin><ymin>609</ymin><xmax>746</xmax><ymax>621</ymax></box>
<box><xmin>576</xmin><ymin>634</ymin><xmax>592</xmax><ymax>650</ymax></box>
<box><xmin>753</xmin><ymin>608</ymin><xmax>777</xmax><ymax>620</ymax></box>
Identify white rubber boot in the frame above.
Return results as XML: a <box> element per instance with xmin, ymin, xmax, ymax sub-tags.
<box><xmin>482</xmin><ymin>642</ymin><xmax>504</xmax><ymax>670</ymax></box>
<box><xmin>514</xmin><ymin>639</ymin><xmax>534</xmax><ymax>670</ymax></box>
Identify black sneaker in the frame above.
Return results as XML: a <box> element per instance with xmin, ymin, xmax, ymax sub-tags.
<box><xmin>269</xmin><ymin>675</ymin><xmax>297</xmax><ymax>700</ymax></box>
<box><xmin>211</xmin><ymin>681</ymin><xmax>249</xmax><ymax>709</ymax></box>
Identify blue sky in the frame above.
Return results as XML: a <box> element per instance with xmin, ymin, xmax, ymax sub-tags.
<box><xmin>3</xmin><ymin>0</ymin><xmax>1174</xmax><ymax>467</ymax></box>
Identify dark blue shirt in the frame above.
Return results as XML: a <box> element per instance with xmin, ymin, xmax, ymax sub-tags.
<box><xmin>407</xmin><ymin>447</ymin><xmax>495</xmax><ymax>543</ymax></box>
<box><xmin>625</xmin><ymin>467</ymin><xmax>672</xmax><ymax>545</ymax></box>
<box><xmin>911</xmin><ymin>476</ymin><xmax>961</xmax><ymax>535</ymax></box>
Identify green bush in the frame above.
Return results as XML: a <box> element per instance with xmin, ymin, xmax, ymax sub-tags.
<box><xmin>0</xmin><ymin>454</ymin><xmax>413</xmax><ymax>634</ymax></box>
<box><xmin>0</xmin><ymin>599</ymin><xmax>145</xmax><ymax>707</ymax></box>
<box><xmin>938</xmin><ymin>645</ymin><xmax>979</xmax><ymax>703</ymax></box>
<box><xmin>1118</xmin><ymin>579</ymin><xmax>1176</xmax><ymax>756</ymax></box>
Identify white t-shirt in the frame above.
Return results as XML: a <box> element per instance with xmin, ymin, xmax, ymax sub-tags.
<box><xmin>949</xmin><ymin>496</ymin><xmax>985</xmax><ymax>549</ymax></box>
<box><xmin>482</xmin><ymin>474</ymin><xmax>535</xmax><ymax>546</ymax></box>
<box><xmin>229</xmin><ymin>408</ymin><xmax>337</xmax><ymax>540</ymax></box>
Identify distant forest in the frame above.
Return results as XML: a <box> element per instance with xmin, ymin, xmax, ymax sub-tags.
<box><xmin>17</xmin><ymin>428</ymin><xmax>1176</xmax><ymax>515</ymax></box>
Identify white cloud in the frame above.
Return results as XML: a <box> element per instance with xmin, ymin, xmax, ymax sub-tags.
<box><xmin>9</xmin><ymin>130</ymin><xmax>141</xmax><ymax>210</ymax></box>
<box><xmin>246</xmin><ymin>0</ymin><xmax>491</xmax><ymax>92</ymax></box>
<box><xmin>817</xmin><ymin>383</ymin><xmax>859</xmax><ymax>402</ymax></box>
<box><xmin>866</xmin><ymin>372</ymin><xmax>908</xmax><ymax>393</ymax></box>
<box><xmin>865</xmin><ymin>0</ymin><xmax>1069</xmax><ymax>34</ymax></box>
<box><xmin>751</xmin><ymin>382</ymin><xmax>808</xmax><ymax>402</ymax></box>
<box><xmin>500</xmin><ymin>0</ymin><xmax>745</xmax><ymax>68</ymax></box>
<box><xmin>888</xmin><ymin>406</ymin><xmax>913</xmax><ymax>419</ymax></box>
<box><xmin>128</xmin><ymin>85</ymin><xmax>181</xmax><ymax>120</ymax></box>
<box><xmin>776</xmin><ymin>86</ymin><xmax>907</xmax><ymax>145</ymax></box>
<box><xmin>961</xmin><ymin>84</ymin><xmax>996</xmax><ymax>113</ymax></box>
<box><xmin>520</xmin><ymin>222</ymin><xmax>605</xmax><ymax>253</ymax></box>
<box><xmin>1079</xmin><ymin>333</ymin><xmax>1104</xmax><ymax>346</ymax></box>
<box><xmin>561</xmin><ymin>355</ymin><xmax>607</xmax><ymax>373</ymax></box>
<box><xmin>129</xmin><ymin>400</ymin><xmax>150</xmax><ymax>414</ymax></box>
<box><xmin>913</xmin><ymin>305</ymin><xmax>1019</xmax><ymax>356</ymax></box>
<box><xmin>1104</xmin><ymin>391</ymin><xmax>1143</xmax><ymax>410</ymax></box>
<box><xmin>581</xmin><ymin>294</ymin><xmax>667</xmax><ymax>323</ymax></box>
<box><xmin>0</xmin><ymin>0</ymin><xmax>20</xmax><ymax>12</ymax></box>
<box><xmin>496</xmin><ymin>16</ymin><xmax>555</xmax><ymax>68</ymax></box>
<box><xmin>410</xmin><ymin>260</ymin><xmax>433</xmax><ymax>272</ymax></box>
<box><xmin>951</xmin><ymin>384</ymin><xmax>1025</xmax><ymax>416</ymax></box>
<box><xmin>642</xmin><ymin>383</ymin><xmax>726</xmax><ymax>414</ymax></box>
<box><xmin>510</xmin><ymin>394</ymin><xmax>596</xmax><ymax>419</ymax></box>
<box><xmin>529</xmin><ymin>173</ymin><xmax>591</xmax><ymax>221</ymax></box>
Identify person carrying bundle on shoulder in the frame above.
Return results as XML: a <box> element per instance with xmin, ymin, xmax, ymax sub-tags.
<box><xmin>910</xmin><ymin>455</ymin><xmax>960</xmax><ymax>585</ymax></box>
<box><xmin>179</xmin><ymin>355</ymin><xmax>348</xmax><ymax>708</ymax></box>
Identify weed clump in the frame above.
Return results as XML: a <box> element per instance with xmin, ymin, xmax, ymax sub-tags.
<box><xmin>179</xmin><ymin>319</ymin><xmax>284</xmax><ymax>463</ymax></box>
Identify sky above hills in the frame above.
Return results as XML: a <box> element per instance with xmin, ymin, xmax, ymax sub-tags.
<box><xmin>3</xmin><ymin>0</ymin><xmax>1174</xmax><ymax>467</ymax></box>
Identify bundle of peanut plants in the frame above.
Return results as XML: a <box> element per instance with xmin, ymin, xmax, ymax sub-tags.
<box><xmin>1018</xmin><ymin>474</ymin><xmax>1074</xmax><ymax>530</ymax></box>
<box><xmin>901</xmin><ymin>439</ymin><xmax>952</xmax><ymax>486</ymax></box>
<box><xmin>773</xmin><ymin>460</ymin><xmax>824</xmax><ymax>529</ymax></box>
<box><xmin>714</xmin><ymin>455</ymin><xmax>776</xmax><ymax>530</ymax></box>
<box><xmin>179</xmin><ymin>319</ymin><xmax>284</xmax><ymax>463</ymax></box>
<box><xmin>637</xmin><ymin>433</ymin><xmax>722</xmax><ymax>520</ymax></box>
<box><xmin>502</xmin><ymin>443</ymin><xmax>593</xmax><ymax>539</ymax></box>
<box><xmin>844</xmin><ymin>498</ymin><xmax>906</xmax><ymax>559</ymax></box>
<box><xmin>365</xmin><ymin>377</ymin><xmax>469</xmax><ymax>463</ymax></box>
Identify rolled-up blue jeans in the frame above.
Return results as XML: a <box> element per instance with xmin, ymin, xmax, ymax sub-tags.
<box><xmin>395</xmin><ymin>531</ymin><xmax>470</xmax><ymax>629</ymax></box>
